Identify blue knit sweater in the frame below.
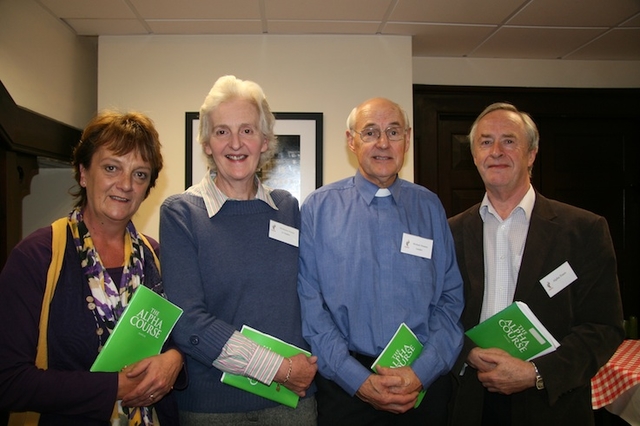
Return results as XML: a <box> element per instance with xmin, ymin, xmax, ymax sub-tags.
<box><xmin>160</xmin><ymin>189</ymin><xmax>314</xmax><ymax>413</ymax></box>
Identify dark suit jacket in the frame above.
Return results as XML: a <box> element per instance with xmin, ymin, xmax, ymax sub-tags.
<box><xmin>447</xmin><ymin>192</ymin><xmax>624</xmax><ymax>426</ymax></box>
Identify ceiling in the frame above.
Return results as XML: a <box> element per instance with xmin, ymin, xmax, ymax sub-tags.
<box><xmin>35</xmin><ymin>0</ymin><xmax>640</xmax><ymax>60</ymax></box>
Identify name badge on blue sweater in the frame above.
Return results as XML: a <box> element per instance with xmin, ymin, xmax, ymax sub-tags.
<box><xmin>269</xmin><ymin>220</ymin><xmax>299</xmax><ymax>247</ymax></box>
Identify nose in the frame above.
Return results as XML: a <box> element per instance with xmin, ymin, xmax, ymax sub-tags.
<box><xmin>489</xmin><ymin>142</ymin><xmax>503</xmax><ymax>157</ymax></box>
<box><xmin>229</xmin><ymin>132</ymin><xmax>242</xmax><ymax>150</ymax></box>
<box><xmin>118</xmin><ymin>173</ymin><xmax>133</xmax><ymax>191</ymax></box>
<box><xmin>375</xmin><ymin>132</ymin><xmax>390</xmax><ymax>149</ymax></box>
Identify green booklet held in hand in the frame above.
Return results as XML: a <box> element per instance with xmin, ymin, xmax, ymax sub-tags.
<box><xmin>465</xmin><ymin>301</ymin><xmax>560</xmax><ymax>361</ymax></box>
<box><xmin>220</xmin><ymin>325</ymin><xmax>311</xmax><ymax>408</ymax></box>
<box><xmin>370</xmin><ymin>323</ymin><xmax>427</xmax><ymax>408</ymax></box>
<box><xmin>90</xmin><ymin>285</ymin><xmax>183</xmax><ymax>372</ymax></box>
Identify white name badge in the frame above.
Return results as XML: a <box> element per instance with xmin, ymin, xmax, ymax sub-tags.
<box><xmin>268</xmin><ymin>220</ymin><xmax>299</xmax><ymax>247</ymax></box>
<box><xmin>400</xmin><ymin>233</ymin><xmax>433</xmax><ymax>259</ymax></box>
<box><xmin>539</xmin><ymin>261</ymin><xmax>577</xmax><ymax>297</ymax></box>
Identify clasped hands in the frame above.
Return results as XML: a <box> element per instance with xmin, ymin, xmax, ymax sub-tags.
<box><xmin>117</xmin><ymin>348</ymin><xmax>183</xmax><ymax>407</ymax></box>
<box><xmin>356</xmin><ymin>366</ymin><xmax>423</xmax><ymax>414</ymax></box>
<box><xmin>467</xmin><ymin>347</ymin><xmax>537</xmax><ymax>395</ymax></box>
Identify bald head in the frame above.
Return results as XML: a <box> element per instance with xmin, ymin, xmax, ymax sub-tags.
<box><xmin>347</xmin><ymin>98</ymin><xmax>410</xmax><ymax>132</ymax></box>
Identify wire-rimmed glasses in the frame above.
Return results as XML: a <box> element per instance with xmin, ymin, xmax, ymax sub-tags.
<box><xmin>352</xmin><ymin>126</ymin><xmax>405</xmax><ymax>143</ymax></box>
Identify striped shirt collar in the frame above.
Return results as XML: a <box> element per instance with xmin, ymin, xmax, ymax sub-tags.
<box><xmin>187</xmin><ymin>171</ymin><xmax>278</xmax><ymax>218</ymax></box>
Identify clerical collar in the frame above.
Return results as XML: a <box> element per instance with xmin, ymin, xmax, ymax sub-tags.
<box><xmin>375</xmin><ymin>188</ymin><xmax>391</xmax><ymax>197</ymax></box>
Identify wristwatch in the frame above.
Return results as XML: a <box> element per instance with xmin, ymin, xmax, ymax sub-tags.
<box><xmin>531</xmin><ymin>362</ymin><xmax>545</xmax><ymax>390</ymax></box>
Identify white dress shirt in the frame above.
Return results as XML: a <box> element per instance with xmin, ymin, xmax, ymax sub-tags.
<box><xmin>479</xmin><ymin>185</ymin><xmax>535</xmax><ymax>322</ymax></box>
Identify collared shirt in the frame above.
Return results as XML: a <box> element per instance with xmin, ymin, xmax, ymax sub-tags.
<box><xmin>187</xmin><ymin>171</ymin><xmax>281</xmax><ymax>385</ymax></box>
<box><xmin>298</xmin><ymin>171</ymin><xmax>464</xmax><ymax>395</ymax></box>
<box><xmin>187</xmin><ymin>171</ymin><xmax>278</xmax><ymax>218</ymax></box>
<box><xmin>479</xmin><ymin>185</ymin><xmax>535</xmax><ymax>322</ymax></box>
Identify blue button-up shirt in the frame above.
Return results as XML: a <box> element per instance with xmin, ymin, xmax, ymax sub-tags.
<box><xmin>298</xmin><ymin>171</ymin><xmax>464</xmax><ymax>395</ymax></box>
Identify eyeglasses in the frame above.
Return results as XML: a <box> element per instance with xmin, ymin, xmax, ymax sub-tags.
<box><xmin>353</xmin><ymin>126</ymin><xmax>405</xmax><ymax>143</ymax></box>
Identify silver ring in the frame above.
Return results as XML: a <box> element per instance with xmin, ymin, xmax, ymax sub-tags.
<box><xmin>149</xmin><ymin>394</ymin><xmax>154</xmax><ymax>400</ymax></box>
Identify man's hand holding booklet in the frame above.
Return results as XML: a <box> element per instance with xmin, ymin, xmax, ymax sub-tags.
<box><xmin>465</xmin><ymin>301</ymin><xmax>560</xmax><ymax>361</ymax></box>
<box><xmin>371</xmin><ymin>323</ymin><xmax>427</xmax><ymax>408</ymax></box>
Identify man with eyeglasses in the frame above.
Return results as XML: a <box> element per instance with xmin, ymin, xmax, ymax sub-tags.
<box><xmin>298</xmin><ymin>97</ymin><xmax>464</xmax><ymax>425</ymax></box>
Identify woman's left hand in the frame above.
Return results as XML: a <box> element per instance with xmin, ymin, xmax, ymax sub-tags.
<box><xmin>120</xmin><ymin>348</ymin><xmax>183</xmax><ymax>407</ymax></box>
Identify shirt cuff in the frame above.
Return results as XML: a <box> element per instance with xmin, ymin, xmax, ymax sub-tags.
<box><xmin>212</xmin><ymin>331</ymin><xmax>284</xmax><ymax>386</ymax></box>
<box><xmin>245</xmin><ymin>342</ymin><xmax>284</xmax><ymax>385</ymax></box>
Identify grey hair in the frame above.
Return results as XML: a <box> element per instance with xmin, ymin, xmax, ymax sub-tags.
<box><xmin>198</xmin><ymin>75</ymin><xmax>277</xmax><ymax>172</ymax></box>
<box><xmin>468</xmin><ymin>102</ymin><xmax>539</xmax><ymax>153</ymax></box>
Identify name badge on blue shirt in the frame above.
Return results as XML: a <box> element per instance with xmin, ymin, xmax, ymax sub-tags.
<box><xmin>401</xmin><ymin>233</ymin><xmax>433</xmax><ymax>259</ymax></box>
<box><xmin>269</xmin><ymin>220</ymin><xmax>299</xmax><ymax>247</ymax></box>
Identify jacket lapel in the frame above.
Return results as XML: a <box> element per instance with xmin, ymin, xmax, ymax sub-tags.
<box><xmin>462</xmin><ymin>207</ymin><xmax>485</xmax><ymax>325</ymax></box>
<box><xmin>514</xmin><ymin>193</ymin><xmax>559</xmax><ymax>301</ymax></box>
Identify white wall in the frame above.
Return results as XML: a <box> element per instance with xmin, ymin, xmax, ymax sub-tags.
<box><xmin>98</xmin><ymin>35</ymin><xmax>414</xmax><ymax>239</ymax></box>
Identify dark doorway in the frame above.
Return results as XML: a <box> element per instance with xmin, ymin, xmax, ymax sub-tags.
<box><xmin>413</xmin><ymin>85</ymin><xmax>639</xmax><ymax>319</ymax></box>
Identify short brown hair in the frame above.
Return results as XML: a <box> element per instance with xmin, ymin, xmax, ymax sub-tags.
<box><xmin>71</xmin><ymin>110</ymin><xmax>163</xmax><ymax>207</ymax></box>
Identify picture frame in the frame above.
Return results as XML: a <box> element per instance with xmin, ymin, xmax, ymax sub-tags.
<box><xmin>185</xmin><ymin>111</ymin><xmax>323</xmax><ymax>203</ymax></box>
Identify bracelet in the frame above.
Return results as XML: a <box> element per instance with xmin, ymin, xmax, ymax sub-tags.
<box><xmin>282</xmin><ymin>357</ymin><xmax>293</xmax><ymax>384</ymax></box>
<box><xmin>276</xmin><ymin>357</ymin><xmax>293</xmax><ymax>392</ymax></box>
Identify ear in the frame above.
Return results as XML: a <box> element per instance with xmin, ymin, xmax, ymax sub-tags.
<box><xmin>470</xmin><ymin>139</ymin><xmax>480</xmax><ymax>168</ymax></box>
<box><xmin>261</xmin><ymin>136</ymin><xmax>269</xmax><ymax>153</ymax></box>
<box><xmin>403</xmin><ymin>128</ymin><xmax>412</xmax><ymax>153</ymax></box>
<box><xmin>347</xmin><ymin>130</ymin><xmax>356</xmax><ymax>153</ymax></box>
<box><xmin>528</xmin><ymin>148</ymin><xmax>538</xmax><ymax>168</ymax></box>
<box><xmin>79</xmin><ymin>164</ymin><xmax>87</xmax><ymax>187</ymax></box>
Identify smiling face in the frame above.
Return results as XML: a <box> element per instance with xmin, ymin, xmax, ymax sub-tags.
<box><xmin>347</xmin><ymin>98</ymin><xmax>411</xmax><ymax>188</ymax></box>
<box><xmin>471</xmin><ymin>109</ymin><xmax>537</xmax><ymax>197</ymax></box>
<box><xmin>204</xmin><ymin>98</ymin><xmax>268</xmax><ymax>199</ymax></box>
<box><xmin>79</xmin><ymin>146</ymin><xmax>152</xmax><ymax>227</ymax></box>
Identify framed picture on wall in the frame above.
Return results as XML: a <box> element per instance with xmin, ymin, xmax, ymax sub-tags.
<box><xmin>185</xmin><ymin>112</ymin><xmax>323</xmax><ymax>204</ymax></box>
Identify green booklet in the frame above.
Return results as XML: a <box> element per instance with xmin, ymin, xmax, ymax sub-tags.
<box><xmin>220</xmin><ymin>325</ymin><xmax>311</xmax><ymax>408</ymax></box>
<box><xmin>90</xmin><ymin>285</ymin><xmax>183</xmax><ymax>372</ymax></box>
<box><xmin>370</xmin><ymin>323</ymin><xmax>426</xmax><ymax>408</ymax></box>
<box><xmin>465</xmin><ymin>301</ymin><xmax>560</xmax><ymax>361</ymax></box>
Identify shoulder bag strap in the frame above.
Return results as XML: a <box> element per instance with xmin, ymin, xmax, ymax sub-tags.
<box><xmin>138</xmin><ymin>233</ymin><xmax>161</xmax><ymax>272</ymax></box>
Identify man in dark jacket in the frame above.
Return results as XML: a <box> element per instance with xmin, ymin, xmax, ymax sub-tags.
<box><xmin>448</xmin><ymin>102</ymin><xmax>624</xmax><ymax>425</ymax></box>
